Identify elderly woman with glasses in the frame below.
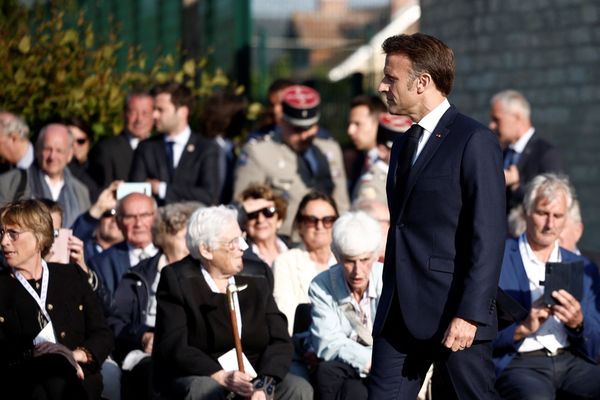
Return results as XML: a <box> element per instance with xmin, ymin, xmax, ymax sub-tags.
<box><xmin>0</xmin><ymin>199</ymin><xmax>113</xmax><ymax>399</ymax></box>
<box><xmin>153</xmin><ymin>205</ymin><xmax>312</xmax><ymax>400</ymax></box>
<box><xmin>239</xmin><ymin>183</ymin><xmax>290</xmax><ymax>268</ymax></box>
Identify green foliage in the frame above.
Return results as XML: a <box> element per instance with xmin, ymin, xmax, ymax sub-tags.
<box><xmin>0</xmin><ymin>3</ymin><xmax>233</xmax><ymax>140</ymax></box>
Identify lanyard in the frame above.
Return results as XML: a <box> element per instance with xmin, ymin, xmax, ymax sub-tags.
<box><xmin>13</xmin><ymin>261</ymin><xmax>52</xmax><ymax>324</ymax></box>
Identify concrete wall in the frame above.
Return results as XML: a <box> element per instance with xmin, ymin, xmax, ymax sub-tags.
<box><xmin>420</xmin><ymin>0</ymin><xmax>600</xmax><ymax>251</ymax></box>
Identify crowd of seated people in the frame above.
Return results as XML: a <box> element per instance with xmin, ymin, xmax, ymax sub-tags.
<box><xmin>1</xmin><ymin>82</ymin><xmax>600</xmax><ymax>400</ymax></box>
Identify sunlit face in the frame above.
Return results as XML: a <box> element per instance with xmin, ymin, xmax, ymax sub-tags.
<box><xmin>488</xmin><ymin>101</ymin><xmax>521</xmax><ymax>146</ymax></box>
<box><xmin>118</xmin><ymin>194</ymin><xmax>156</xmax><ymax>248</ymax></box>
<box><xmin>126</xmin><ymin>96</ymin><xmax>154</xmax><ymax>139</ymax></box>
<box><xmin>1</xmin><ymin>224</ymin><xmax>40</xmax><ymax>269</ymax></box>
<box><xmin>153</xmin><ymin>93</ymin><xmax>187</xmax><ymax>135</ymax></box>
<box><xmin>243</xmin><ymin>198</ymin><xmax>280</xmax><ymax>245</ymax></box>
<box><xmin>38</xmin><ymin>125</ymin><xmax>73</xmax><ymax>179</ymax></box>
<box><xmin>209</xmin><ymin>221</ymin><xmax>245</xmax><ymax>277</ymax></box>
<box><xmin>298</xmin><ymin>199</ymin><xmax>337</xmax><ymax>252</ymax></box>
<box><xmin>341</xmin><ymin>252</ymin><xmax>376</xmax><ymax>294</ymax></box>
<box><xmin>69</xmin><ymin>126</ymin><xmax>90</xmax><ymax>164</ymax></box>
<box><xmin>378</xmin><ymin>53</ymin><xmax>420</xmax><ymax>119</ymax></box>
<box><xmin>347</xmin><ymin>105</ymin><xmax>378</xmax><ymax>151</ymax></box>
<box><xmin>525</xmin><ymin>191</ymin><xmax>568</xmax><ymax>251</ymax></box>
<box><xmin>281</xmin><ymin>120</ymin><xmax>318</xmax><ymax>153</ymax></box>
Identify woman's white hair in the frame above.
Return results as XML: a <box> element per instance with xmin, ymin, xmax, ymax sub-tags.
<box><xmin>331</xmin><ymin>211</ymin><xmax>382</xmax><ymax>259</ymax></box>
<box><xmin>186</xmin><ymin>205</ymin><xmax>238</xmax><ymax>260</ymax></box>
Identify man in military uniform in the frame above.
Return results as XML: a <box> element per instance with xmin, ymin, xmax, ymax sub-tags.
<box><xmin>234</xmin><ymin>85</ymin><xmax>349</xmax><ymax>237</ymax></box>
<box><xmin>353</xmin><ymin>113</ymin><xmax>412</xmax><ymax>207</ymax></box>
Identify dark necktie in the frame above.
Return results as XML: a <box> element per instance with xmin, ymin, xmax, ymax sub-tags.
<box><xmin>503</xmin><ymin>148</ymin><xmax>517</xmax><ymax>169</ymax></box>
<box><xmin>165</xmin><ymin>141</ymin><xmax>175</xmax><ymax>179</ymax></box>
<box><xmin>394</xmin><ymin>124</ymin><xmax>424</xmax><ymax>197</ymax></box>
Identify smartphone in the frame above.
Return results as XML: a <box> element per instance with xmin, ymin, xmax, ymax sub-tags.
<box><xmin>47</xmin><ymin>228</ymin><xmax>72</xmax><ymax>264</ymax></box>
<box><xmin>116</xmin><ymin>182</ymin><xmax>152</xmax><ymax>200</ymax></box>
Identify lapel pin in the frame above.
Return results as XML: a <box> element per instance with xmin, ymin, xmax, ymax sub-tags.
<box><xmin>186</xmin><ymin>144</ymin><xmax>195</xmax><ymax>152</ymax></box>
<box><xmin>435</xmin><ymin>133</ymin><xmax>442</xmax><ymax>138</ymax></box>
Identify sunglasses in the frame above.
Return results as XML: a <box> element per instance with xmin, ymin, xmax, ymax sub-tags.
<box><xmin>246</xmin><ymin>206</ymin><xmax>277</xmax><ymax>221</ymax></box>
<box><xmin>101</xmin><ymin>208</ymin><xmax>117</xmax><ymax>219</ymax></box>
<box><xmin>75</xmin><ymin>138</ymin><xmax>88</xmax><ymax>145</ymax></box>
<box><xmin>300</xmin><ymin>215</ymin><xmax>337</xmax><ymax>228</ymax></box>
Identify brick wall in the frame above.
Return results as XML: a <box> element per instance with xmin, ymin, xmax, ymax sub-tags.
<box><xmin>420</xmin><ymin>0</ymin><xmax>600</xmax><ymax>251</ymax></box>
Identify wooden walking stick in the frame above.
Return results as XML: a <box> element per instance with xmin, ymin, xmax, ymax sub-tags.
<box><xmin>226</xmin><ymin>283</ymin><xmax>248</xmax><ymax>373</ymax></box>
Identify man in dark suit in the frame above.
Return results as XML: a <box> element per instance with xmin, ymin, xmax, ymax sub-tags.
<box><xmin>494</xmin><ymin>173</ymin><xmax>600</xmax><ymax>399</ymax></box>
<box><xmin>89</xmin><ymin>192</ymin><xmax>158</xmax><ymax>308</ymax></box>
<box><xmin>489</xmin><ymin>89</ymin><xmax>565</xmax><ymax>213</ymax></box>
<box><xmin>88</xmin><ymin>91</ymin><xmax>154</xmax><ymax>189</ymax></box>
<box><xmin>368</xmin><ymin>33</ymin><xmax>506</xmax><ymax>399</ymax></box>
<box><xmin>129</xmin><ymin>82</ymin><xmax>221</xmax><ymax>206</ymax></box>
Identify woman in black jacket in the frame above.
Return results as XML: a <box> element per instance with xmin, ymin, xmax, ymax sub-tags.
<box><xmin>0</xmin><ymin>199</ymin><xmax>113</xmax><ymax>399</ymax></box>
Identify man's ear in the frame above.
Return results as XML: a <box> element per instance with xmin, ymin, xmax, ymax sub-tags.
<box><xmin>199</xmin><ymin>242</ymin><xmax>213</xmax><ymax>260</ymax></box>
<box><xmin>415</xmin><ymin>73</ymin><xmax>433</xmax><ymax>94</ymax></box>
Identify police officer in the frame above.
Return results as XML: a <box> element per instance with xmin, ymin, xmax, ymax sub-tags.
<box><xmin>352</xmin><ymin>113</ymin><xmax>412</xmax><ymax>207</ymax></box>
<box><xmin>234</xmin><ymin>85</ymin><xmax>349</xmax><ymax>237</ymax></box>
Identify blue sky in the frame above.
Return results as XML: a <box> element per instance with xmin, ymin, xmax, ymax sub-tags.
<box><xmin>252</xmin><ymin>0</ymin><xmax>389</xmax><ymax>18</ymax></box>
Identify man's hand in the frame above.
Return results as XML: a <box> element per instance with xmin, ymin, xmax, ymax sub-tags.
<box><xmin>551</xmin><ymin>289</ymin><xmax>584</xmax><ymax>330</ymax></box>
<box><xmin>89</xmin><ymin>180</ymin><xmax>121</xmax><ymax>219</ymax></box>
<box><xmin>211</xmin><ymin>370</ymin><xmax>254</xmax><ymax>397</ymax></box>
<box><xmin>514</xmin><ymin>297</ymin><xmax>550</xmax><ymax>341</ymax></box>
<box><xmin>504</xmin><ymin>165</ymin><xmax>520</xmax><ymax>189</ymax></box>
<box><xmin>442</xmin><ymin>317</ymin><xmax>477</xmax><ymax>352</ymax></box>
<box><xmin>141</xmin><ymin>331</ymin><xmax>154</xmax><ymax>354</ymax></box>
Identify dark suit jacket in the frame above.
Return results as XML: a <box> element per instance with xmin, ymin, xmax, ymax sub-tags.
<box><xmin>493</xmin><ymin>239</ymin><xmax>600</xmax><ymax>375</ymax></box>
<box><xmin>89</xmin><ymin>241</ymin><xmax>131</xmax><ymax>308</ymax></box>
<box><xmin>507</xmin><ymin>134</ymin><xmax>564</xmax><ymax>211</ymax></box>
<box><xmin>153</xmin><ymin>255</ymin><xmax>292</xmax><ymax>385</ymax></box>
<box><xmin>0</xmin><ymin>263</ymin><xmax>114</xmax><ymax>376</ymax></box>
<box><xmin>129</xmin><ymin>132</ymin><xmax>221</xmax><ymax>205</ymax></box>
<box><xmin>88</xmin><ymin>132</ymin><xmax>135</xmax><ymax>189</ymax></box>
<box><xmin>373</xmin><ymin>105</ymin><xmax>506</xmax><ymax>342</ymax></box>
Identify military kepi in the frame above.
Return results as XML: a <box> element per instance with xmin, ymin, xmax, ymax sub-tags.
<box><xmin>377</xmin><ymin>113</ymin><xmax>413</xmax><ymax>149</ymax></box>
<box><xmin>281</xmin><ymin>85</ymin><xmax>321</xmax><ymax>128</ymax></box>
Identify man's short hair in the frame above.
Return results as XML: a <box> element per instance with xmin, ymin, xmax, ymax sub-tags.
<box><xmin>0</xmin><ymin>112</ymin><xmax>30</xmax><ymax>139</ymax></box>
<box><xmin>124</xmin><ymin>89</ymin><xmax>153</xmax><ymax>113</ymax></box>
<box><xmin>381</xmin><ymin>33</ymin><xmax>455</xmax><ymax>97</ymax></box>
<box><xmin>350</xmin><ymin>95</ymin><xmax>387</xmax><ymax>116</ymax></box>
<box><xmin>523</xmin><ymin>173</ymin><xmax>574</xmax><ymax>216</ymax></box>
<box><xmin>35</xmin><ymin>123</ymin><xmax>73</xmax><ymax>151</ymax></box>
<box><xmin>490</xmin><ymin>89</ymin><xmax>531</xmax><ymax>120</ymax></box>
<box><xmin>151</xmin><ymin>82</ymin><xmax>194</xmax><ymax>111</ymax></box>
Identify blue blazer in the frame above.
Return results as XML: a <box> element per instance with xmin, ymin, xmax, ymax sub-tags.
<box><xmin>373</xmin><ymin>105</ymin><xmax>506</xmax><ymax>341</ymax></box>
<box><xmin>90</xmin><ymin>241</ymin><xmax>131</xmax><ymax>305</ymax></box>
<box><xmin>493</xmin><ymin>238</ymin><xmax>600</xmax><ymax>375</ymax></box>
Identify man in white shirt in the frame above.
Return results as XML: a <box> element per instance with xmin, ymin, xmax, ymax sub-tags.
<box><xmin>494</xmin><ymin>173</ymin><xmax>600</xmax><ymax>399</ymax></box>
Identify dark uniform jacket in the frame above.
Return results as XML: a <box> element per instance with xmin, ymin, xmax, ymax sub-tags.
<box><xmin>153</xmin><ymin>255</ymin><xmax>292</xmax><ymax>385</ymax></box>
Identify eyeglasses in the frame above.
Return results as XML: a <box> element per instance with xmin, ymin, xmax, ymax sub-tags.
<box><xmin>214</xmin><ymin>236</ymin><xmax>249</xmax><ymax>252</ymax></box>
<box><xmin>121</xmin><ymin>212</ymin><xmax>154</xmax><ymax>222</ymax></box>
<box><xmin>0</xmin><ymin>228</ymin><xmax>28</xmax><ymax>242</ymax></box>
<box><xmin>246</xmin><ymin>206</ymin><xmax>277</xmax><ymax>221</ymax></box>
<box><xmin>300</xmin><ymin>215</ymin><xmax>337</xmax><ymax>228</ymax></box>
<box><xmin>74</xmin><ymin>138</ymin><xmax>88</xmax><ymax>145</ymax></box>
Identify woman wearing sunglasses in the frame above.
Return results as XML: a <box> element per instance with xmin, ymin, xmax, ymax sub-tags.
<box><xmin>239</xmin><ymin>183</ymin><xmax>291</xmax><ymax>269</ymax></box>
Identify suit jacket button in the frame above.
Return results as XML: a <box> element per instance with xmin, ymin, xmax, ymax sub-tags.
<box><xmin>0</xmin><ymin>316</ymin><xmax>4</xmax><ymax>323</ymax></box>
<box><xmin>47</xmin><ymin>304</ymin><xmax>54</xmax><ymax>311</ymax></box>
<box><xmin>60</xmin><ymin>331</ymin><xmax>66</xmax><ymax>338</ymax></box>
<box><xmin>78</xmin><ymin>305</ymin><xmax>83</xmax><ymax>311</ymax></box>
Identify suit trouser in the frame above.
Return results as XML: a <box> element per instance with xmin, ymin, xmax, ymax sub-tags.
<box><xmin>496</xmin><ymin>351</ymin><xmax>600</xmax><ymax>400</ymax></box>
<box><xmin>368</xmin><ymin>302</ymin><xmax>499</xmax><ymax>400</ymax></box>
